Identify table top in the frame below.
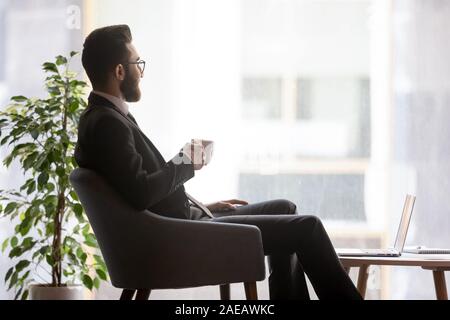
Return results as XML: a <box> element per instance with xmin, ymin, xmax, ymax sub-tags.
<box><xmin>339</xmin><ymin>253</ymin><xmax>450</xmax><ymax>268</ymax></box>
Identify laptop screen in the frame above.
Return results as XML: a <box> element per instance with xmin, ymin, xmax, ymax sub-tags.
<box><xmin>394</xmin><ymin>195</ymin><xmax>416</xmax><ymax>252</ymax></box>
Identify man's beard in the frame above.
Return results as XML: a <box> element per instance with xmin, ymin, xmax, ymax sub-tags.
<box><xmin>120</xmin><ymin>71</ymin><xmax>141</xmax><ymax>102</ymax></box>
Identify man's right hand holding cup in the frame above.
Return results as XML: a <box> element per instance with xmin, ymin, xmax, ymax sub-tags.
<box><xmin>181</xmin><ymin>142</ymin><xmax>205</xmax><ymax>170</ymax></box>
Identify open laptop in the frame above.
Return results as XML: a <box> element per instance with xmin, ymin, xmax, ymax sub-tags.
<box><xmin>336</xmin><ymin>194</ymin><xmax>416</xmax><ymax>257</ymax></box>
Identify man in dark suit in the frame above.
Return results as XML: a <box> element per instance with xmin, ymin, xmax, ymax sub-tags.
<box><xmin>75</xmin><ymin>25</ymin><xmax>362</xmax><ymax>300</ymax></box>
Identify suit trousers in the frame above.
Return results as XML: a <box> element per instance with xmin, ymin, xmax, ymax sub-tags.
<box><xmin>189</xmin><ymin>199</ymin><xmax>362</xmax><ymax>300</ymax></box>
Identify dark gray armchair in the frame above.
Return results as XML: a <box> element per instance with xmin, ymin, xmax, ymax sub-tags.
<box><xmin>69</xmin><ymin>168</ymin><xmax>266</xmax><ymax>300</ymax></box>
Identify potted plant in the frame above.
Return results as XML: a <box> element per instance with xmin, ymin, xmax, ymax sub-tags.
<box><xmin>0</xmin><ymin>52</ymin><xmax>108</xmax><ymax>299</ymax></box>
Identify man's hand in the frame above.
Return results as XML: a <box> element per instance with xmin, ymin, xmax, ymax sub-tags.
<box><xmin>206</xmin><ymin>199</ymin><xmax>249</xmax><ymax>212</ymax></box>
<box><xmin>181</xmin><ymin>142</ymin><xmax>205</xmax><ymax>170</ymax></box>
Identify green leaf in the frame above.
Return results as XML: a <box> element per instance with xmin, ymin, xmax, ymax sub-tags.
<box><xmin>47</xmin><ymin>86</ymin><xmax>61</xmax><ymax>96</ymax></box>
<box><xmin>44</xmin><ymin>195</ymin><xmax>58</xmax><ymax>205</ymax></box>
<box><xmin>13</xmin><ymin>142</ymin><xmax>34</xmax><ymax>152</ymax></box>
<box><xmin>26</xmin><ymin>180</ymin><xmax>36</xmax><ymax>195</ymax></box>
<box><xmin>42</xmin><ymin>62</ymin><xmax>58</xmax><ymax>74</ymax></box>
<box><xmin>8</xmin><ymin>272</ymin><xmax>18</xmax><ymax>290</ymax></box>
<box><xmin>75</xmin><ymin>246</ymin><xmax>88</xmax><ymax>262</ymax></box>
<box><xmin>3</xmin><ymin>154</ymin><xmax>14</xmax><ymax>167</ymax></box>
<box><xmin>29</xmin><ymin>205</ymin><xmax>40</xmax><ymax>218</ymax></box>
<box><xmin>72</xmin><ymin>225</ymin><xmax>80</xmax><ymax>234</ymax></box>
<box><xmin>55</xmin><ymin>55</ymin><xmax>67</xmax><ymax>66</ymax></box>
<box><xmin>69</xmin><ymin>191</ymin><xmax>78</xmax><ymax>201</ymax></box>
<box><xmin>68</xmin><ymin>100</ymin><xmax>79</xmax><ymax>113</ymax></box>
<box><xmin>73</xmin><ymin>203</ymin><xmax>83</xmax><ymax>218</ymax></box>
<box><xmin>45</xmin><ymin>183</ymin><xmax>55</xmax><ymax>192</ymax></box>
<box><xmin>68</xmin><ymin>252</ymin><xmax>77</xmax><ymax>264</ymax></box>
<box><xmin>5</xmin><ymin>267</ymin><xmax>13</xmax><ymax>282</ymax></box>
<box><xmin>2</xmin><ymin>238</ymin><xmax>9</xmax><ymax>252</ymax></box>
<box><xmin>45</xmin><ymin>151</ymin><xmax>55</xmax><ymax>163</ymax></box>
<box><xmin>15</xmin><ymin>260</ymin><xmax>30</xmax><ymax>272</ymax></box>
<box><xmin>22</xmin><ymin>270</ymin><xmax>30</xmax><ymax>281</ymax></box>
<box><xmin>19</xmin><ymin>217</ymin><xmax>33</xmax><ymax>237</ymax></box>
<box><xmin>0</xmin><ymin>135</ymin><xmax>11</xmax><ymax>146</ymax></box>
<box><xmin>14</xmin><ymin>288</ymin><xmax>22</xmax><ymax>300</ymax></box>
<box><xmin>9</xmin><ymin>247</ymin><xmax>22</xmax><ymax>258</ymax></box>
<box><xmin>39</xmin><ymin>245</ymin><xmax>50</xmax><ymax>256</ymax></box>
<box><xmin>30</xmin><ymin>129</ymin><xmax>39</xmax><ymax>140</ymax></box>
<box><xmin>37</xmin><ymin>172</ymin><xmax>49</xmax><ymax>186</ymax></box>
<box><xmin>32</xmin><ymin>250</ymin><xmax>40</xmax><ymax>260</ymax></box>
<box><xmin>21</xmin><ymin>289</ymin><xmax>29</xmax><ymax>300</ymax></box>
<box><xmin>34</xmin><ymin>153</ymin><xmax>47</xmax><ymax>170</ymax></box>
<box><xmin>70</xmin><ymin>51</ymin><xmax>78</xmax><ymax>57</ymax></box>
<box><xmin>82</xmin><ymin>274</ymin><xmax>93</xmax><ymax>290</ymax></box>
<box><xmin>56</xmin><ymin>167</ymin><xmax>65</xmax><ymax>177</ymax></box>
<box><xmin>4</xmin><ymin>202</ymin><xmax>18</xmax><ymax>215</ymax></box>
<box><xmin>10</xmin><ymin>95</ymin><xmax>27</xmax><ymax>102</ymax></box>
<box><xmin>22</xmin><ymin>237</ymin><xmax>34</xmax><ymax>249</ymax></box>
<box><xmin>82</xmin><ymin>223</ymin><xmax>90</xmax><ymax>235</ymax></box>
<box><xmin>10</xmin><ymin>236</ymin><xmax>18</xmax><ymax>247</ymax></box>
<box><xmin>21</xmin><ymin>178</ymin><xmax>34</xmax><ymax>192</ymax></box>
<box><xmin>23</xmin><ymin>152</ymin><xmax>39</xmax><ymax>170</ymax></box>
<box><xmin>95</xmin><ymin>269</ymin><xmax>107</xmax><ymax>281</ymax></box>
<box><xmin>63</xmin><ymin>236</ymin><xmax>76</xmax><ymax>246</ymax></box>
<box><xmin>93</xmin><ymin>277</ymin><xmax>100</xmax><ymax>289</ymax></box>
<box><xmin>75</xmin><ymin>247</ymin><xmax>84</xmax><ymax>259</ymax></box>
<box><xmin>45</xmin><ymin>254</ymin><xmax>54</xmax><ymax>267</ymax></box>
<box><xmin>93</xmin><ymin>254</ymin><xmax>104</xmax><ymax>265</ymax></box>
<box><xmin>45</xmin><ymin>222</ymin><xmax>54</xmax><ymax>236</ymax></box>
<box><xmin>84</xmin><ymin>233</ymin><xmax>97</xmax><ymax>248</ymax></box>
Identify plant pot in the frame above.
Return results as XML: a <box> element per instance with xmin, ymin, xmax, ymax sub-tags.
<box><xmin>29</xmin><ymin>284</ymin><xmax>84</xmax><ymax>300</ymax></box>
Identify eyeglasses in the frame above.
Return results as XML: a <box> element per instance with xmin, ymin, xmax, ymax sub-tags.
<box><xmin>125</xmin><ymin>59</ymin><xmax>146</xmax><ymax>74</ymax></box>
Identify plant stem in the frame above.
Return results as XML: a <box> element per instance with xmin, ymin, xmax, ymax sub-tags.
<box><xmin>51</xmin><ymin>191</ymin><xmax>64</xmax><ymax>286</ymax></box>
<box><xmin>50</xmin><ymin>75</ymin><xmax>70</xmax><ymax>287</ymax></box>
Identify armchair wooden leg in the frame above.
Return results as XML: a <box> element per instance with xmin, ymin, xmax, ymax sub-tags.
<box><xmin>244</xmin><ymin>282</ymin><xmax>258</xmax><ymax>300</ymax></box>
<box><xmin>120</xmin><ymin>289</ymin><xmax>136</xmax><ymax>300</ymax></box>
<box><xmin>135</xmin><ymin>289</ymin><xmax>151</xmax><ymax>300</ymax></box>
<box><xmin>220</xmin><ymin>284</ymin><xmax>231</xmax><ymax>300</ymax></box>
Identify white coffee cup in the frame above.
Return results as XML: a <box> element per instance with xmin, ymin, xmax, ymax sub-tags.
<box><xmin>191</xmin><ymin>139</ymin><xmax>214</xmax><ymax>165</ymax></box>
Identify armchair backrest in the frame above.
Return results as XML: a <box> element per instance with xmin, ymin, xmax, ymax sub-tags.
<box><xmin>69</xmin><ymin>168</ymin><xmax>159</xmax><ymax>288</ymax></box>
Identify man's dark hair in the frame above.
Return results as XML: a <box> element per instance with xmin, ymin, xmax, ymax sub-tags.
<box><xmin>82</xmin><ymin>24</ymin><xmax>132</xmax><ymax>88</ymax></box>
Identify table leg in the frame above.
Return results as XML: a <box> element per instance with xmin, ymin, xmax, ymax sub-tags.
<box><xmin>432</xmin><ymin>270</ymin><xmax>448</xmax><ymax>300</ymax></box>
<box><xmin>357</xmin><ymin>265</ymin><xmax>369</xmax><ymax>298</ymax></box>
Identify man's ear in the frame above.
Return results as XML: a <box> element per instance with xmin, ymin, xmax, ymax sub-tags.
<box><xmin>114</xmin><ymin>64</ymin><xmax>126</xmax><ymax>81</ymax></box>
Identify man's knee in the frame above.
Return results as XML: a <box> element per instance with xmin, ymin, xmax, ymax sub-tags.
<box><xmin>299</xmin><ymin>215</ymin><xmax>324</xmax><ymax>230</ymax></box>
<box><xmin>274</xmin><ymin>199</ymin><xmax>297</xmax><ymax>215</ymax></box>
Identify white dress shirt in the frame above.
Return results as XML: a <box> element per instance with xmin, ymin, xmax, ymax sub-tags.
<box><xmin>92</xmin><ymin>90</ymin><xmax>129</xmax><ymax>115</ymax></box>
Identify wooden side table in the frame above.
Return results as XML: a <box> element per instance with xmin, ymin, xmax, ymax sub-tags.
<box><xmin>339</xmin><ymin>254</ymin><xmax>450</xmax><ymax>299</ymax></box>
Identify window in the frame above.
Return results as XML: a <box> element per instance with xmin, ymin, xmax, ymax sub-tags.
<box><xmin>296</xmin><ymin>77</ymin><xmax>371</xmax><ymax>157</ymax></box>
<box><xmin>242</xmin><ymin>78</ymin><xmax>282</xmax><ymax>119</ymax></box>
<box><xmin>239</xmin><ymin>173</ymin><xmax>366</xmax><ymax>221</ymax></box>
<box><xmin>239</xmin><ymin>0</ymin><xmax>373</xmax><ymax>227</ymax></box>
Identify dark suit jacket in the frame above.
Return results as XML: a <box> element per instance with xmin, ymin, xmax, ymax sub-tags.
<box><xmin>75</xmin><ymin>92</ymin><xmax>195</xmax><ymax>219</ymax></box>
